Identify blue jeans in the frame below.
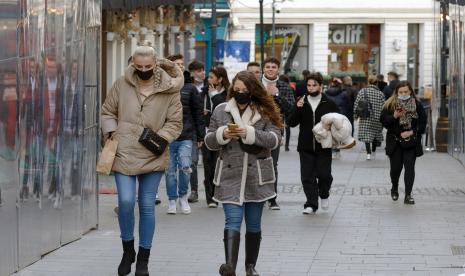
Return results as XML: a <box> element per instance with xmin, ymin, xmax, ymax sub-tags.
<box><xmin>223</xmin><ymin>202</ymin><xmax>265</xmax><ymax>233</ymax></box>
<box><xmin>165</xmin><ymin>140</ymin><xmax>193</xmax><ymax>200</ymax></box>
<box><xmin>115</xmin><ymin>172</ymin><xmax>162</xmax><ymax>249</ymax></box>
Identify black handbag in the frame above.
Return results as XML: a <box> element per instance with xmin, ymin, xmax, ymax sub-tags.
<box><xmin>138</xmin><ymin>128</ymin><xmax>168</xmax><ymax>156</ymax></box>
<box><xmin>395</xmin><ymin>134</ymin><xmax>417</xmax><ymax>149</ymax></box>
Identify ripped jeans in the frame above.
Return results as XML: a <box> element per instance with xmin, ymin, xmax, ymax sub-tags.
<box><xmin>165</xmin><ymin>140</ymin><xmax>193</xmax><ymax>200</ymax></box>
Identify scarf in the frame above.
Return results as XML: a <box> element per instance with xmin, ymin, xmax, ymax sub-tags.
<box><xmin>395</xmin><ymin>97</ymin><xmax>418</xmax><ymax>130</ymax></box>
<box><xmin>262</xmin><ymin>75</ymin><xmax>278</xmax><ymax>88</ymax></box>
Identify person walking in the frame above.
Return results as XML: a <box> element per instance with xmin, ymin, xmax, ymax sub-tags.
<box><xmin>325</xmin><ymin>77</ymin><xmax>350</xmax><ymax>159</ymax></box>
<box><xmin>202</xmin><ymin>66</ymin><xmax>229</xmax><ymax>208</ymax></box>
<box><xmin>187</xmin><ymin>60</ymin><xmax>208</xmax><ymax>203</ymax></box>
<box><xmin>204</xmin><ymin>71</ymin><xmax>282</xmax><ymax>276</ymax></box>
<box><xmin>164</xmin><ymin>54</ymin><xmax>205</xmax><ymax>215</ymax></box>
<box><xmin>261</xmin><ymin>57</ymin><xmax>295</xmax><ymax>210</ymax></box>
<box><xmin>101</xmin><ymin>44</ymin><xmax>183</xmax><ymax>276</ymax></box>
<box><xmin>287</xmin><ymin>72</ymin><xmax>339</xmax><ymax>214</ymax></box>
<box><xmin>342</xmin><ymin>76</ymin><xmax>358</xmax><ymax>135</ymax></box>
<box><xmin>380</xmin><ymin>81</ymin><xmax>426</xmax><ymax>205</ymax></box>
<box><xmin>382</xmin><ymin>71</ymin><xmax>400</xmax><ymax>100</ymax></box>
<box><xmin>353</xmin><ymin>76</ymin><xmax>385</xmax><ymax>160</ymax></box>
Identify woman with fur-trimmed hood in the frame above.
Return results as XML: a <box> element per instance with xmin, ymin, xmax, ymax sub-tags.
<box><xmin>204</xmin><ymin>71</ymin><xmax>282</xmax><ymax>276</ymax></box>
<box><xmin>101</xmin><ymin>44</ymin><xmax>183</xmax><ymax>276</ymax></box>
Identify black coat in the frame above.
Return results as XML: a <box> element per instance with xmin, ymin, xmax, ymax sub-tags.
<box><xmin>383</xmin><ymin>79</ymin><xmax>400</xmax><ymax>100</ymax></box>
<box><xmin>380</xmin><ymin>100</ymin><xmax>427</xmax><ymax>157</ymax></box>
<box><xmin>177</xmin><ymin>72</ymin><xmax>206</xmax><ymax>141</ymax></box>
<box><xmin>287</xmin><ymin>94</ymin><xmax>340</xmax><ymax>153</ymax></box>
<box><xmin>295</xmin><ymin>80</ymin><xmax>307</xmax><ymax>99</ymax></box>
<box><xmin>342</xmin><ymin>85</ymin><xmax>358</xmax><ymax>123</ymax></box>
<box><xmin>377</xmin><ymin>81</ymin><xmax>387</xmax><ymax>92</ymax></box>
<box><xmin>325</xmin><ymin>86</ymin><xmax>350</xmax><ymax>118</ymax></box>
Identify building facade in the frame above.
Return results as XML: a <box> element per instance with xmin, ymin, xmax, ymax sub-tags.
<box><xmin>230</xmin><ymin>0</ymin><xmax>435</xmax><ymax>92</ymax></box>
<box><xmin>0</xmin><ymin>1</ymin><xmax>101</xmax><ymax>274</ymax></box>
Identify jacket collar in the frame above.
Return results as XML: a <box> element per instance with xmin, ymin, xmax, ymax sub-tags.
<box><xmin>224</xmin><ymin>98</ymin><xmax>262</xmax><ymax>127</ymax></box>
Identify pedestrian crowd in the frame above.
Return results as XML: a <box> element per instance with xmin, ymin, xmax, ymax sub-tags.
<box><xmin>100</xmin><ymin>41</ymin><xmax>427</xmax><ymax>276</ymax></box>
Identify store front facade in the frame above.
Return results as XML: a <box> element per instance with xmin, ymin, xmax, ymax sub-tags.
<box><xmin>230</xmin><ymin>0</ymin><xmax>434</xmax><ymax>89</ymax></box>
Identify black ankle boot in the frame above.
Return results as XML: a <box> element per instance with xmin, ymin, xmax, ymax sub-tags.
<box><xmin>404</xmin><ymin>195</ymin><xmax>415</xmax><ymax>205</ymax></box>
<box><xmin>391</xmin><ymin>190</ymin><xmax>399</xmax><ymax>201</ymax></box>
<box><xmin>245</xmin><ymin>232</ymin><xmax>261</xmax><ymax>276</ymax></box>
<box><xmin>135</xmin><ymin>247</ymin><xmax>150</xmax><ymax>276</ymax></box>
<box><xmin>219</xmin><ymin>229</ymin><xmax>240</xmax><ymax>276</ymax></box>
<box><xmin>118</xmin><ymin>240</ymin><xmax>136</xmax><ymax>276</ymax></box>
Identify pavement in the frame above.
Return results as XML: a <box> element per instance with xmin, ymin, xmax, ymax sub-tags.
<box><xmin>13</xmin><ymin>134</ymin><xmax>465</xmax><ymax>276</ymax></box>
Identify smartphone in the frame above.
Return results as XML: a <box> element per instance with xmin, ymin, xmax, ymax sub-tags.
<box><xmin>227</xmin><ymin>123</ymin><xmax>239</xmax><ymax>130</ymax></box>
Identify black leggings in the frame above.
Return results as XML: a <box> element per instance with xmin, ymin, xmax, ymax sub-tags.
<box><xmin>389</xmin><ymin>146</ymin><xmax>416</xmax><ymax>196</ymax></box>
<box><xmin>365</xmin><ymin>141</ymin><xmax>378</xmax><ymax>154</ymax></box>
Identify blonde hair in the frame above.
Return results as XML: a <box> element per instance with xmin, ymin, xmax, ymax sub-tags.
<box><xmin>368</xmin><ymin>75</ymin><xmax>377</xmax><ymax>85</ymax></box>
<box><xmin>383</xmin><ymin>80</ymin><xmax>417</xmax><ymax>110</ymax></box>
<box><xmin>133</xmin><ymin>41</ymin><xmax>156</xmax><ymax>60</ymax></box>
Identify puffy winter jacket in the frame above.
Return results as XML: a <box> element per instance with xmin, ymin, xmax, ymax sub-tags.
<box><xmin>312</xmin><ymin>113</ymin><xmax>355</xmax><ymax>149</ymax></box>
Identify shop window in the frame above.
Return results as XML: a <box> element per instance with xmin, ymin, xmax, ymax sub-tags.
<box><xmin>328</xmin><ymin>24</ymin><xmax>380</xmax><ymax>80</ymax></box>
<box><xmin>255</xmin><ymin>24</ymin><xmax>308</xmax><ymax>76</ymax></box>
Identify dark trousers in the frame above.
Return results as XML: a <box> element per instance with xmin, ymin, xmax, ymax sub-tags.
<box><xmin>285</xmin><ymin>126</ymin><xmax>291</xmax><ymax>149</ymax></box>
<box><xmin>268</xmin><ymin>146</ymin><xmax>280</xmax><ymax>202</ymax></box>
<box><xmin>190</xmin><ymin>138</ymin><xmax>199</xmax><ymax>192</ymax></box>
<box><xmin>201</xmin><ymin>144</ymin><xmax>217</xmax><ymax>204</ymax></box>
<box><xmin>365</xmin><ymin>140</ymin><xmax>378</xmax><ymax>154</ymax></box>
<box><xmin>299</xmin><ymin>150</ymin><xmax>333</xmax><ymax>210</ymax></box>
<box><xmin>388</xmin><ymin>146</ymin><xmax>416</xmax><ymax>196</ymax></box>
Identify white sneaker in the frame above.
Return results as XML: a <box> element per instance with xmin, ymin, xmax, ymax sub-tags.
<box><xmin>208</xmin><ymin>202</ymin><xmax>218</xmax><ymax>208</ymax></box>
<box><xmin>302</xmin><ymin>207</ymin><xmax>315</xmax><ymax>215</ymax></box>
<box><xmin>179</xmin><ymin>195</ymin><xmax>191</xmax><ymax>214</ymax></box>
<box><xmin>366</xmin><ymin>154</ymin><xmax>371</xmax><ymax>160</ymax></box>
<box><xmin>321</xmin><ymin>198</ymin><xmax>329</xmax><ymax>210</ymax></box>
<box><xmin>167</xmin><ymin>200</ymin><xmax>177</xmax><ymax>214</ymax></box>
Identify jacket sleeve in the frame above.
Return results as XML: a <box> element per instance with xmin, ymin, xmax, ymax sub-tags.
<box><xmin>380</xmin><ymin>107</ymin><xmax>397</xmax><ymax>129</ymax></box>
<box><xmin>287</xmin><ymin>105</ymin><xmax>302</xmax><ymax>128</ymax></box>
<box><xmin>276</xmin><ymin>82</ymin><xmax>295</xmax><ymax>116</ymax></box>
<box><xmin>157</xmin><ymin>93</ymin><xmax>183</xmax><ymax>143</ymax></box>
<box><xmin>211</xmin><ymin>91</ymin><xmax>227</xmax><ymax>111</ymax></box>
<box><xmin>353</xmin><ymin>92</ymin><xmax>360</xmax><ymax>119</ymax></box>
<box><xmin>101</xmin><ymin>80</ymin><xmax>119</xmax><ymax>136</ymax></box>
<box><xmin>190</xmin><ymin>86</ymin><xmax>206</xmax><ymax>140</ymax></box>
<box><xmin>242</xmin><ymin>118</ymin><xmax>282</xmax><ymax>150</ymax></box>
<box><xmin>416</xmin><ymin>102</ymin><xmax>427</xmax><ymax>135</ymax></box>
<box><xmin>204</xmin><ymin>105</ymin><xmax>230</xmax><ymax>151</ymax></box>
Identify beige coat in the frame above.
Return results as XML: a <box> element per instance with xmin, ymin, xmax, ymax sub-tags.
<box><xmin>101</xmin><ymin>59</ymin><xmax>183</xmax><ymax>175</ymax></box>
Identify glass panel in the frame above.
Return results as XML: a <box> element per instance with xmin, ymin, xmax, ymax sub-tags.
<box><xmin>254</xmin><ymin>24</ymin><xmax>309</xmax><ymax>75</ymax></box>
<box><xmin>328</xmin><ymin>24</ymin><xmax>380</xmax><ymax>80</ymax></box>
<box><xmin>407</xmin><ymin>24</ymin><xmax>420</xmax><ymax>91</ymax></box>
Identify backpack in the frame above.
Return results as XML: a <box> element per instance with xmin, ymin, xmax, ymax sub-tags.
<box><xmin>355</xmin><ymin>91</ymin><xmax>372</xmax><ymax>119</ymax></box>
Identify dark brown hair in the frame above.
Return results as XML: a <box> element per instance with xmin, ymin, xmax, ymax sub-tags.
<box><xmin>263</xmin><ymin>57</ymin><xmax>281</xmax><ymax>68</ymax></box>
<box><xmin>209</xmin><ymin>66</ymin><xmax>230</xmax><ymax>91</ymax></box>
<box><xmin>167</xmin><ymin>54</ymin><xmax>183</xmax><ymax>61</ymax></box>
<box><xmin>188</xmin><ymin>60</ymin><xmax>204</xmax><ymax>71</ymax></box>
<box><xmin>305</xmin><ymin>72</ymin><xmax>324</xmax><ymax>86</ymax></box>
<box><xmin>247</xmin><ymin>61</ymin><xmax>261</xmax><ymax>68</ymax></box>
<box><xmin>228</xmin><ymin>71</ymin><xmax>283</xmax><ymax>129</ymax></box>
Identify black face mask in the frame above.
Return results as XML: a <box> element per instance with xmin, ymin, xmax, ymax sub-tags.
<box><xmin>308</xmin><ymin>91</ymin><xmax>320</xmax><ymax>97</ymax></box>
<box><xmin>135</xmin><ymin>69</ymin><xmax>154</xmax><ymax>81</ymax></box>
<box><xmin>233</xmin><ymin>91</ymin><xmax>252</xmax><ymax>105</ymax></box>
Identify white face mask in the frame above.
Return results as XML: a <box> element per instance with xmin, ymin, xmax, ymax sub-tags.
<box><xmin>398</xmin><ymin>95</ymin><xmax>411</xmax><ymax>101</ymax></box>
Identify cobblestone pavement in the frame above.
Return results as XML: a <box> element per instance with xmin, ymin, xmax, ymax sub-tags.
<box><xmin>14</xmin><ymin>137</ymin><xmax>465</xmax><ymax>276</ymax></box>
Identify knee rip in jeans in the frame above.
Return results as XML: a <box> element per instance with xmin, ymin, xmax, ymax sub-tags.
<box><xmin>180</xmin><ymin>166</ymin><xmax>193</xmax><ymax>174</ymax></box>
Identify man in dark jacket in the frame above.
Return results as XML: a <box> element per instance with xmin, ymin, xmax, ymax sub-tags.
<box><xmin>376</xmin><ymin>74</ymin><xmax>388</xmax><ymax>91</ymax></box>
<box><xmin>342</xmin><ymin>76</ymin><xmax>357</xmax><ymax>135</ymax></box>
<box><xmin>288</xmin><ymin>72</ymin><xmax>340</xmax><ymax>214</ymax></box>
<box><xmin>165</xmin><ymin>55</ymin><xmax>205</xmax><ymax>214</ymax></box>
<box><xmin>295</xmin><ymin>69</ymin><xmax>311</xmax><ymax>99</ymax></box>
<box><xmin>261</xmin><ymin>57</ymin><xmax>295</xmax><ymax>210</ymax></box>
<box><xmin>383</xmin><ymin>71</ymin><xmax>400</xmax><ymax>100</ymax></box>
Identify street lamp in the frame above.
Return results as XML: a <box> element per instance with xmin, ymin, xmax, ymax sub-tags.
<box><xmin>259</xmin><ymin>0</ymin><xmax>265</xmax><ymax>66</ymax></box>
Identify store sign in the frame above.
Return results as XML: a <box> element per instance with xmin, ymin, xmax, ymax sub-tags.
<box><xmin>329</xmin><ymin>25</ymin><xmax>364</xmax><ymax>45</ymax></box>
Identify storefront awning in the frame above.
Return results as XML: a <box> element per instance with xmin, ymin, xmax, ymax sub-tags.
<box><xmin>103</xmin><ymin>0</ymin><xmax>197</xmax><ymax>11</ymax></box>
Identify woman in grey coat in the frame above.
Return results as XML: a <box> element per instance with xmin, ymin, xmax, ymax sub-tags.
<box><xmin>353</xmin><ymin>76</ymin><xmax>385</xmax><ymax>160</ymax></box>
<box><xmin>205</xmin><ymin>71</ymin><xmax>282</xmax><ymax>276</ymax></box>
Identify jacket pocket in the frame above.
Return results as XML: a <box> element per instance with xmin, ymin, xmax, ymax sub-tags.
<box><xmin>213</xmin><ymin>158</ymin><xmax>223</xmax><ymax>186</ymax></box>
<box><xmin>256</xmin><ymin>157</ymin><xmax>275</xmax><ymax>185</ymax></box>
